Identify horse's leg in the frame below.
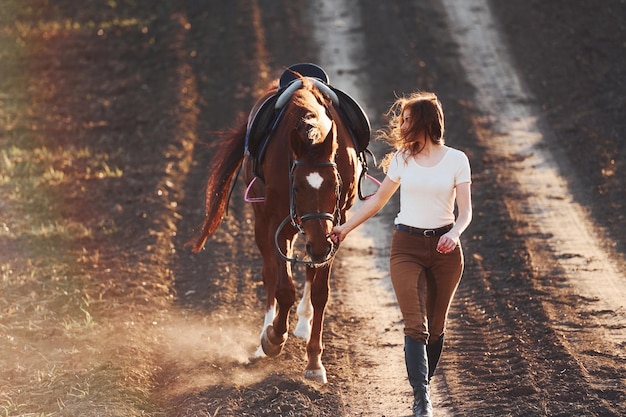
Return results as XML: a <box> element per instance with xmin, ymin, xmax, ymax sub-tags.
<box><xmin>260</xmin><ymin>234</ymin><xmax>296</xmax><ymax>357</ymax></box>
<box><xmin>260</xmin><ymin>263</ymin><xmax>287</xmax><ymax>357</ymax></box>
<box><xmin>262</xmin><ymin>260</ymin><xmax>295</xmax><ymax>356</ymax></box>
<box><xmin>294</xmin><ymin>279</ymin><xmax>313</xmax><ymax>340</ymax></box>
<box><xmin>304</xmin><ymin>264</ymin><xmax>331</xmax><ymax>383</ymax></box>
<box><xmin>255</xmin><ymin>295</ymin><xmax>276</xmax><ymax>357</ymax></box>
<box><xmin>253</xmin><ymin>214</ymin><xmax>283</xmax><ymax>357</ymax></box>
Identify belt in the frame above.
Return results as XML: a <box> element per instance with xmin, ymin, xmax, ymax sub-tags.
<box><xmin>395</xmin><ymin>223</ymin><xmax>453</xmax><ymax>237</ymax></box>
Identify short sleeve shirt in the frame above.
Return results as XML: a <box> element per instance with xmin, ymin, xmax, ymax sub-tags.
<box><xmin>386</xmin><ymin>147</ymin><xmax>471</xmax><ymax>229</ymax></box>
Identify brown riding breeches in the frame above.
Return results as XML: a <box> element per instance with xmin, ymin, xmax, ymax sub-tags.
<box><xmin>390</xmin><ymin>228</ymin><xmax>464</xmax><ymax>344</ymax></box>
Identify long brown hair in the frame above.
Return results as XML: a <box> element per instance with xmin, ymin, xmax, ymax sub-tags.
<box><xmin>378</xmin><ymin>91</ymin><xmax>445</xmax><ymax>170</ymax></box>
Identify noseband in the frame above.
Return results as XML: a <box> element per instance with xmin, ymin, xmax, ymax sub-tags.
<box><xmin>274</xmin><ymin>159</ymin><xmax>342</xmax><ymax>266</ymax></box>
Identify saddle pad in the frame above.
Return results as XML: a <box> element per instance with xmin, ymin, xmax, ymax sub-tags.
<box><xmin>332</xmin><ymin>87</ymin><xmax>371</xmax><ymax>153</ymax></box>
<box><xmin>245</xmin><ymin>93</ymin><xmax>279</xmax><ymax>159</ymax></box>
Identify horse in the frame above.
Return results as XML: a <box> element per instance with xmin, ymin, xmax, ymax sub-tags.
<box><xmin>190</xmin><ymin>65</ymin><xmax>370</xmax><ymax>383</ymax></box>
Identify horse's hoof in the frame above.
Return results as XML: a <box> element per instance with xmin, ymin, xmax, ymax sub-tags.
<box><xmin>304</xmin><ymin>366</ymin><xmax>327</xmax><ymax>384</ymax></box>
<box><xmin>261</xmin><ymin>324</ymin><xmax>286</xmax><ymax>358</ymax></box>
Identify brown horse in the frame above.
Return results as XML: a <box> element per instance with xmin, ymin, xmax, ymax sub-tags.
<box><xmin>191</xmin><ymin>72</ymin><xmax>364</xmax><ymax>383</ymax></box>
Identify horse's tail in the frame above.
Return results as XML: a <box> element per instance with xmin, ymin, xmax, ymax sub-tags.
<box><xmin>189</xmin><ymin>123</ymin><xmax>246</xmax><ymax>253</ymax></box>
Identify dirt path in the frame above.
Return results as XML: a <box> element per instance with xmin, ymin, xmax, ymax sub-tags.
<box><xmin>443</xmin><ymin>0</ymin><xmax>626</xmax><ymax>376</ymax></box>
<box><xmin>1</xmin><ymin>1</ymin><xmax>624</xmax><ymax>416</ymax></box>
<box><xmin>437</xmin><ymin>1</ymin><xmax>626</xmax><ymax>414</ymax></box>
<box><xmin>443</xmin><ymin>0</ymin><xmax>626</xmax><ymax>313</ymax></box>
<box><xmin>310</xmin><ymin>1</ymin><xmax>453</xmax><ymax>415</ymax></box>
<box><xmin>307</xmin><ymin>1</ymin><xmax>626</xmax><ymax>415</ymax></box>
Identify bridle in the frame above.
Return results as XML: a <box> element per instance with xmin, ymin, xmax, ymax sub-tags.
<box><xmin>274</xmin><ymin>159</ymin><xmax>342</xmax><ymax>266</ymax></box>
<box><xmin>289</xmin><ymin>160</ymin><xmax>342</xmax><ymax>234</ymax></box>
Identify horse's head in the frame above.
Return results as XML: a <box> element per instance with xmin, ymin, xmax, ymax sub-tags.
<box><xmin>287</xmin><ymin>81</ymin><xmax>341</xmax><ymax>266</ymax></box>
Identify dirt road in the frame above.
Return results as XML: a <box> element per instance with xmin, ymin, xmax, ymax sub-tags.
<box><xmin>1</xmin><ymin>1</ymin><xmax>624</xmax><ymax>416</ymax></box>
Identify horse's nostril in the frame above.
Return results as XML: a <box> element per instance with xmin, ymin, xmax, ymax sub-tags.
<box><xmin>305</xmin><ymin>242</ymin><xmax>333</xmax><ymax>262</ymax></box>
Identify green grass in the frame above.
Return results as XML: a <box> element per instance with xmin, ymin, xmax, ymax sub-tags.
<box><xmin>0</xmin><ymin>5</ymin><xmax>165</xmax><ymax>416</ymax></box>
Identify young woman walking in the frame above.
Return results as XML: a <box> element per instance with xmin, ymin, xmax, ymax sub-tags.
<box><xmin>331</xmin><ymin>91</ymin><xmax>472</xmax><ymax>417</ymax></box>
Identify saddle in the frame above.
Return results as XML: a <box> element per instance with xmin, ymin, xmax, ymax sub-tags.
<box><xmin>245</xmin><ymin>63</ymin><xmax>372</xmax><ymax>182</ymax></box>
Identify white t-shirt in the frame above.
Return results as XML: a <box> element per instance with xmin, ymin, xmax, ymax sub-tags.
<box><xmin>386</xmin><ymin>147</ymin><xmax>471</xmax><ymax>229</ymax></box>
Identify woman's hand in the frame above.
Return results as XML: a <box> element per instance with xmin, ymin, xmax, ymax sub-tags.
<box><xmin>436</xmin><ymin>233</ymin><xmax>458</xmax><ymax>254</ymax></box>
<box><xmin>330</xmin><ymin>176</ymin><xmax>400</xmax><ymax>246</ymax></box>
<box><xmin>330</xmin><ymin>224</ymin><xmax>348</xmax><ymax>244</ymax></box>
<box><xmin>438</xmin><ymin>181</ymin><xmax>472</xmax><ymax>254</ymax></box>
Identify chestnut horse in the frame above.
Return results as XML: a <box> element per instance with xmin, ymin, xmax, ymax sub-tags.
<box><xmin>191</xmin><ymin>73</ymin><xmax>365</xmax><ymax>383</ymax></box>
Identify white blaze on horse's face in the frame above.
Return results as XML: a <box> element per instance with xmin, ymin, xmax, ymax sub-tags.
<box><xmin>306</xmin><ymin>172</ymin><xmax>324</xmax><ymax>190</ymax></box>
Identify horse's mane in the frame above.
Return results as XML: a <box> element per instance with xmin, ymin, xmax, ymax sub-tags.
<box><xmin>293</xmin><ymin>77</ymin><xmax>326</xmax><ymax>109</ymax></box>
<box><xmin>288</xmin><ymin>78</ymin><xmax>337</xmax><ymax>160</ymax></box>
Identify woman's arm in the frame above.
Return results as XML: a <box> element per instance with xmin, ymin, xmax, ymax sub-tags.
<box><xmin>437</xmin><ymin>181</ymin><xmax>472</xmax><ymax>253</ymax></box>
<box><xmin>331</xmin><ymin>176</ymin><xmax>400</xmax><ymax>243</ymax></box>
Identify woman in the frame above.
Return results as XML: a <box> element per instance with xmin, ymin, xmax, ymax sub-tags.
<box><xmin>331</xmin><ymin>91</ymin><xmax>472</xmax><ymax>417</ymax></box>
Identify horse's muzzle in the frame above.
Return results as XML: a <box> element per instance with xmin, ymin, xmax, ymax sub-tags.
<box><xmin>305</xmin><ymin>240</ymin><xmax>335</xmax><ymax>265</ymax></box>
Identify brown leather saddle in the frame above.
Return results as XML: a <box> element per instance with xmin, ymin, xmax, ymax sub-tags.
<box><xmin>245</xmin><ymin>63</ymin><xmax>372</xmax><ymax>185</ymax></box>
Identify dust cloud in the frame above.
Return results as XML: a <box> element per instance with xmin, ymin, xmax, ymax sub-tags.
<box><xmin>155</xmin><ymin>310</ymin><xmax>270</xmax><ymax>391</ymax></box>
<box><xmin>162</xmin><ymin>316</ymin><xmax>256</xmax><ymax>364</ymax></box>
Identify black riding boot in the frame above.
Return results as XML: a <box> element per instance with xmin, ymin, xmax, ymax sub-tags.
<box><xmin>427</xmin><ymin>334</ymin><xmax>445</xmax><ymax>382</ymax></box>
<box><xmin>405</xmin><ymin>335</ymin><xmax>433</xmax><ymax>417</ymax></box>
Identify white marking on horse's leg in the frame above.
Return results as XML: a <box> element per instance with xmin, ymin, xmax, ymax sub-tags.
<box><xmin>261</xmin><ymin>301</ymin><xmax>276</xmax><ymax>335</ymax></box>
<box><xmin>262</xmin><ymin>303</ymin><xmax>276</xmax><ymax>332</ymax></box>
<box><xmin>294</xmin><ymin>281</ymin><xmax>313</xmax><ymax>340</ymax></box>
<box><xmin>306</xmin><ymin>172</ymin><xmax>323</xmax><ymax>189</ymax></box>
<box><xmin>255</xmin><ymin>302</ymin><xmax>277</xmax><ymax>357</ymax></box>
